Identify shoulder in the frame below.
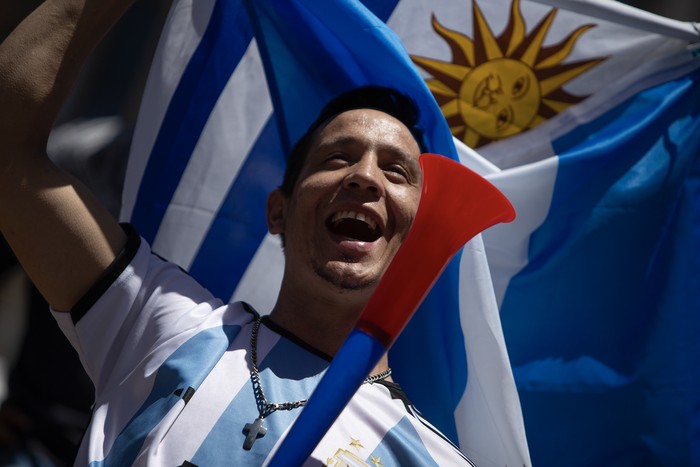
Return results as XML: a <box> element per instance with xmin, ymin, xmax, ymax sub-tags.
<box><xmin>348</xmin><ymin>381</ymin><xmax>476</xmax><ymax>466</ymax></box>
<box><xmin>69</xmin><ymin>224</ymin><xmax>221</xmax><ymax>324</ymax></box>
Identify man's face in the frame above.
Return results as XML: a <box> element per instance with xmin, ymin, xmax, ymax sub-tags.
<box><xmin>268</xmin><ymin>108</ymin><xmax>422</xmax><ymax>294</ymax></box>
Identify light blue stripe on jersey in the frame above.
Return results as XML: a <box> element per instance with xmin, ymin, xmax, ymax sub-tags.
<box><xmin>368</xmin><ymin>416</ymin><xmax>439</xmax><ymax>466</ymax></box>
<box><xmin>91</xmin><ymin>324</ymin><xmax>242</xmax><ymax>467</ymax></box>
<box><xmin>189</xmin><ymin>334</ymin><xmax>328</xmax><ymax>465</ymax></box>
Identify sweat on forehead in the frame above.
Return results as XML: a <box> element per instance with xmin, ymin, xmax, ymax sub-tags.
<box><xmin>313</xmin><ymin>109</ymin><xmax>420</xmax><ymax>152</ymax></box>
<box><xmin>279</xmin><ymin>86</ymin><xmax>426</xmax><ymax>196</ymax></box>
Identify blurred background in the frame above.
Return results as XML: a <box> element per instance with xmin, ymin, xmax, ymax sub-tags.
<box><xmin>0</xmin><ymin>0</ymin><xmax>697</xmax><ymax>465</ymax></box>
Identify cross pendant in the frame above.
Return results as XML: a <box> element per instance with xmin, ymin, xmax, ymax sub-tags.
<box><xmin>243</xmin><ymin>417</ymin><xmax>267</xmax><ymax>450</ymax></box>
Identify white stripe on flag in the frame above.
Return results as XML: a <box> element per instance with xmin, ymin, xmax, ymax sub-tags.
<box><xmin>454</xmin><ymin>139</ymin><xmax>502</xmax><ymax>177</ymax></box>
<box><xmin>455</xmin><ymin>235</ymin><xmax>530</xmax><ymax>466</ymax></box>
<box><xmin>230</xmin><ymin>233</ymin><xmax>285</xmax><ymax>311</ymax></box>
<box><xmin>152</xmin><ymin>40</ymin><xmax>272</xmax><ymax>268</ymax></box>
<box><xmin>484</xmin><ymin>157</ymin><xmax>559</xmax><ymax>307</ymax></box>
<box><xmin>532</xmin><ymin>0</ymin><xmax>700</xmax><ymax>41</ymax></box>
<box><xmin>122</xmin><ymin>0</ymin><xmax>218</xmax><ymax>222</ymax></box>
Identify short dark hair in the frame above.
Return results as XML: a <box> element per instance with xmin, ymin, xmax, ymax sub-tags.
<box><xmin>279</xmin><ymin>86</ymin><xmax>426</xmax><ymax>196</ymax></box>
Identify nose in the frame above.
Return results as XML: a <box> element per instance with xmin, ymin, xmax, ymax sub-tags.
<box><xmin>343</xmin><ymin>155</ymin><xmax>384</xmax><ymax>196</ymax></box>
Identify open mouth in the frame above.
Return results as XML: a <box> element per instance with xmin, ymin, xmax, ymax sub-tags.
<box><xmin>327</xmin><ymin>210</ymin><xmax>382</xmax><ymax>242</ymax></box>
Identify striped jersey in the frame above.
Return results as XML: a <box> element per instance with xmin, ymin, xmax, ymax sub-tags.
<box><xmin>53</xmin><ymin>226</ymin><xmax>473</xmax><ymax>466</ymax></box>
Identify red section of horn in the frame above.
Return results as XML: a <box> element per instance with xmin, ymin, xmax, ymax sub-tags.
<box><xmin>355</xmin><ymin>153</ymin><xmax>515</xmax><ymax>347</ymax></box>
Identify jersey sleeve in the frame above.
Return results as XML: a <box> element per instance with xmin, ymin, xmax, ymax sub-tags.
<box><xmin>51</xmin><ymin>225</ymin><xmax>225</xmax><ymax>394</ymax></box>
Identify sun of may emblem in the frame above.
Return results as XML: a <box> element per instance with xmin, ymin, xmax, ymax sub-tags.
<box><xmin>411</xmin><ymin>0</ymin><xmax>606</xmax><ymax>148</ymax></box>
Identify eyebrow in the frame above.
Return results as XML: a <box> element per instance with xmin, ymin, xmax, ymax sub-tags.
<box><xmin>314</xmin><ymin>135</ymin><xmax>364</xmax><ymax>151</ymax></box>
<box><xmin>316</xmin><ymin>135</ymin><xmax>421</xmax><ymax>163</ymax></box>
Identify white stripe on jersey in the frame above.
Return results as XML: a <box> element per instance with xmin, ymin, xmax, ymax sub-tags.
<box><xmin>407</xmin><ymin>405</ymin><xmax>475</xmax><ymax>466</ymax></box>
<box><xmin>306</xmin><ymin>383</ymin><xmax>407</xmax><ymax>462</ymax></box>
<box><xmin>146</xmin><ymin>319</ymin><xmax>278</xmax><ymax>465</ymax></box>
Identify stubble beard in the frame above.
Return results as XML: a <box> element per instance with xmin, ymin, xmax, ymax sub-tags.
<box><xmin>311</xmin><ymin>255</ymin><xmax>380</xmax><ymax>291</ymax></box>
<box><xmin>306</xmin><ymin>217</ymin><xmax>412</xmax><ymax>293</ymax></box>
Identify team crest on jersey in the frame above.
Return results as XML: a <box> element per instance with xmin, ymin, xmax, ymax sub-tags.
<box><xmin>411</xmin><ymin>0</ymin><xmax>606</xmax><ymax>148</ymax></box>
<box><xmin>325</xmin><ymin>438</ymin><xmax>384</xmax><ymax>466</ymax></box>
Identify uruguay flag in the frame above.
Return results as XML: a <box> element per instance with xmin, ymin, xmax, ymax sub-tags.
<box><xmin>121</xmin><ymin>0</ymin><xmax>528</xmax><ymax>466</ymax></box>
<box><xmin>406</xmin><ymin>0</ymin><xmax>698</xmax><ymax>464</ymax></box>
<box><xmin>464</xmin><ymin>2</ymin><xmax>700</xmax><ymax>465</ymax></box>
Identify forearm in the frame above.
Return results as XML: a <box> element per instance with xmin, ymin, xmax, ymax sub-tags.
<box><xmin>0</xmin><ymin>0</ymin><xmax>137</xmax><ymax>311</ymax></box>
<box><xmin>0</xmin><ymin>0</ymin><xmax>139</xmax><ymax>148</ymax></box>
<box><xmin>0</xmin><ymin>157</ymin><xmax>127</xmax><ymax>312</ymax></box>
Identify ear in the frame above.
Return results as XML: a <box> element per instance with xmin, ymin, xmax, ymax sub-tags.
<box><xmin>266</xmin><ymin>189</ymin><xmax>287</xmax><ymax>234</ymax></box>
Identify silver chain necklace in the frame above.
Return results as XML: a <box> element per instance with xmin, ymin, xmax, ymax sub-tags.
<box><xmin>242</xmin><ymin>316</ymin><xmax>392</xmax><ymax>450</ymax></box>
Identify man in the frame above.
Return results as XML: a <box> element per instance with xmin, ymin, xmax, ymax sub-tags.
<box><xmin>0</xmin><ymin>0</ymin><xmax>474</xmax><ymax>465</ymax></box>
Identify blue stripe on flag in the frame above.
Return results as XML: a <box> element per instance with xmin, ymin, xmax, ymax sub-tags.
<box><xmin>130</xmin><ymin>0</ymin><xmax>255</xmax><ymax>243</ymax></box>
<box><xmin>245</xmin><ymin>0</ymin><xmax>356</xmax><ymax>153</ymax></box>
<box><xmin>500</xmin><ymin>67</ymin><xmax>700</xmax><ymax>466</ymax></box>
<box><xmin>360</xmin><ymin>0</ymin><xmax>400</xmax><ymax>22</ymax></box>
<box><xmin>188</xmin><ymin>118</ymin><xmax>285</xmax><ymax>300</ymax></box>
<box><xmin>247</xmin><ymin>0</ymin><xmax>400</xmax><ymax>153</ymax></box>
<box><xmin>246</xmin><ymin>0</ymin><xmax>454</xmax><ymax>158</ymax></box>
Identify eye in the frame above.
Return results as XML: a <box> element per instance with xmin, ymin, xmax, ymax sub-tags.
<box><xmin>495</xmin><ymin>106</ymin><xmax>513</xmax><ymax>131</ymax></box>
<box><xmin>511</xmin><ymin>75</ymin><xmax>530</xmax><ymax>98</ymax></box>
<box><xmin>322</xmin><ymin>153</ymin><xmax>351</xmax><ymax>169</ymax></box>
<box><xmin>383</xmin><ymin>164</ymin><xmax>410</xmax><ymax>183</ymax></box>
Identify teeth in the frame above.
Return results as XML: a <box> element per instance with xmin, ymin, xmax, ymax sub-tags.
<box><xmin>332</xmin><ymin>210</ymin><xmax>377</xmax><ymax>231</ymax></box>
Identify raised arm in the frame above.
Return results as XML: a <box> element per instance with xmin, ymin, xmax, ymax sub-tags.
<box><xmin>0</xmin><ymin>0</ymin><xmax>139</xmax><ymax>311</ymax></box>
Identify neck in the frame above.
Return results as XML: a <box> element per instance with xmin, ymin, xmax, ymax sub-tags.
<box><xmin>268</xmin><ymin>273</ymin><xmax>391</xmax><ymax>380</ymax></box>
<box><xmin>256</xmin><ymin>311</ymin><xmax>392</xmax><ymax>383</ymax></box>
<box><xmin>269</xmin><ymin>276</ymin><xmax>370</xmax><ymax>356</ymax></box>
